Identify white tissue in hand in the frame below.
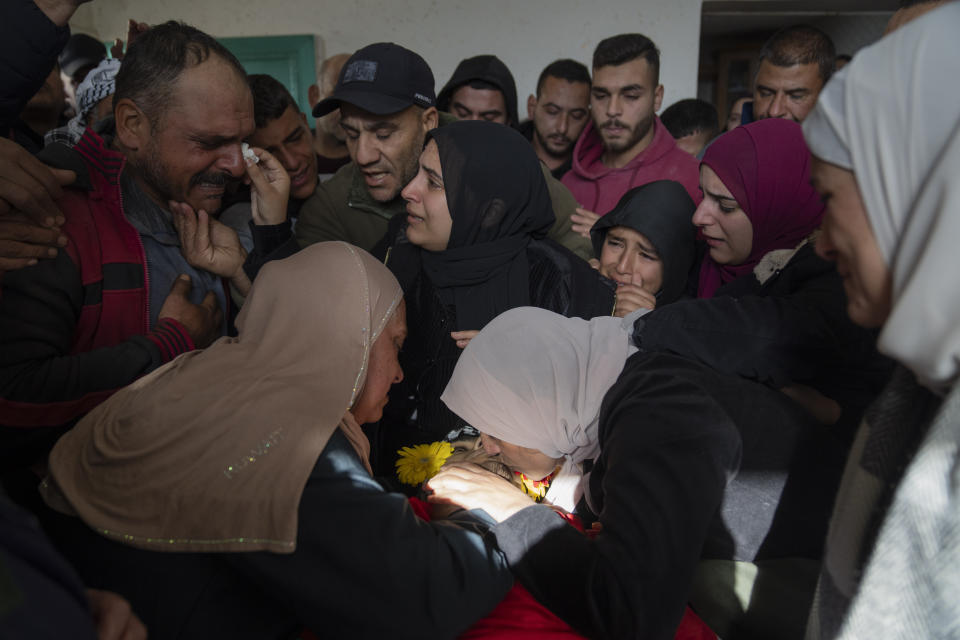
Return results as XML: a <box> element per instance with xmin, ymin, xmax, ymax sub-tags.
<box><xmin>242</xmin><ymin>142</ymin><xmax>259</xmax><ymax>164</ymax></box>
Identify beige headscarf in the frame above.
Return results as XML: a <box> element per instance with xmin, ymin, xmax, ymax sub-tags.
<box><xmin>802</xmin><ymin>2</ymin><xmax>960</xmax><ymax>391</ymax></box>
<box><xmin>44</xmin><ymin>242</ymin><xmax>402</xmax><ymax>553</ymax></box>
<box><xmin>440</xmin><ymin>306</ymin><xmax>639</xmax><ymax>511</ymax></box>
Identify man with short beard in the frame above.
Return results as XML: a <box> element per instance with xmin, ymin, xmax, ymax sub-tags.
<box><xmin>562</xmin><ymin>34</ymin><xmax>700</xmax><ymax>236</ymax></box>
<box><xmin>519</xmin><ymin>58</ymin><xmax>591</xmax><ymax>180</ymax></box>
<box><xmin>749</xmin><ymin>25</ymin><xmax>835</xmax><ymax>124</ymax></box>
<box><xmin>296</xmin><ymin>43</ymin><xmax>593</xmax><ymax>259</ymax></box>
<box><xmin>0</xmin><ymin>22</ymin><xmax>288</xmax><ymax>454</ymax></box>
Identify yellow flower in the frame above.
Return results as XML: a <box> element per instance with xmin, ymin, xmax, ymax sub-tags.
<box><xmin>395</xmin><ymin>441</ymin><xmax>455</xmax><ymax>486</ymax></box>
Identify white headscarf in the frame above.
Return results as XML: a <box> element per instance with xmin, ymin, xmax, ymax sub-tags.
<box><xmin>441</xmin><ymin>307</ymin><xmax>640</xmax><ymax>510</ymax></box>
<box><xmin>803</xmin><ymin>2</ymin><xmax>960</xmax><ymax>391</ymax></box>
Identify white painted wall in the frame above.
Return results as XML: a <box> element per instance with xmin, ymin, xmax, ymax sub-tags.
<box><xmin>814</xmin><ymin>14</ymin><xmax>890</xmax><ymax>58</ymax></box>
<box><xmin>70</xmin><ymin>0</ymin><xmax>704</xmax><ymax>117</ymax></box>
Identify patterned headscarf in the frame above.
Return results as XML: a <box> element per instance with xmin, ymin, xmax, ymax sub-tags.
<box><xmin>76</xmin><ymin>58</ymin><xmax>121</xmax><ymax>123</ymax></box>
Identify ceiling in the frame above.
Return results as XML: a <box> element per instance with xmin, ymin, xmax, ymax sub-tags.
<box><xmin>701</xmin><ymin>0</ymin><xmax>899</xmax><ymax>36</ymax></box>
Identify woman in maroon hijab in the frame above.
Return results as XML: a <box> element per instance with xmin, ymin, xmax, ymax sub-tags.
<box><xmin>633</xmin><ymin>119</ymin><xmax>892</xmax><ymax>438</ymax></box>
<box><xmin>695</xmin><ymin>119</ymin><xmax>824</xmax><ymax>298</ymax></box>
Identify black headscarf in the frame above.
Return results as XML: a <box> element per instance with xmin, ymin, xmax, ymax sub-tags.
<box><xmin>407</xmin><ymin>120</ymin><xmax>555</xmax><ymax>330</ymax></box>
<box><xmin>436</xmin><ymin>55</ymin><xmax>519</xmax><ymax>127</ymax></box>
<box><xmin>590</xmin><ymin>181</ymin><xmax>697</xmax><ymax>305</ymax></box>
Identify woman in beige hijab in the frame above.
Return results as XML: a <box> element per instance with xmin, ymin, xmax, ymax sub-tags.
<box><xmin>42</xmin><ymin>241</ymin><xmax>511</xmax><ymax>639</ymax></box>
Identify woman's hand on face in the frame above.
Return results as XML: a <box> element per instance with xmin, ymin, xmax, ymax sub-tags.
<box><xmin>171</xmin><ymin>202</ymin><xmax>246</xmax><ymax>277</ymax></box>
<box><xmin>244</xmin><ymin>147</ymin><xmax>291</xmax><ymax>226</ymax></box>
<box><xmin>170</xmin><ymin>201</ymin><xmax>252</xmax><ymax>296</ymax></box>
<box><xmin>450</xmin><ymin>329</ymin><xmax>480</xmax><ymax>349</ymax></box>
<box><xmin>613</xmin><ymin>283</ymin><xmax>656</xmax><ymax>317</ymax></box>
<box><xmin>426</xmin><ymin>462</ymin><xmax>534</xmax><ymax>523</ymax></box>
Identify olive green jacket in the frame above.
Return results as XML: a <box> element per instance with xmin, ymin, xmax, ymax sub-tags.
<box><xmin>295</xmin><ymin>130</ymin><xmax>593</xmax><ymax>261</ymax></box>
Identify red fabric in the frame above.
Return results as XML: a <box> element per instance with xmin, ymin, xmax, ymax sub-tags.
<box><xmin>0</xmin><ymin>130</ymin><xmax>145</xmax><ymax>427</ymax></box>
<box><xmin>0</xmin><ymin>129</ymin><xmax>197</xmax><ymax>428</ymax></box>
<box><xmin>674</xmin><ymin>608</ymin><xmax>718</xmax><ymax>640</ymax></box>
<box><xmin>408</xmin><ymin>495</ymin><xmax>432</xmax><ymax>521</ymax></box>
<box><xmin>64</xmin><ymin>132</ymin><xmax>149</xmax><ymax>355</ymax></box>
<box><xmin>562</xmin><ymin>118</ymin><xmax>702</xmax><ymax>216</ymax></box>
<box><xmin>697</xmin><ymin>119</ymin><xmax>824</xmax><ymax>297</ymax></box>
<box><xmin>459</xmin><ymin>581</ymin><xmax>587</xmax><ymax>639</ymax></box>
<box><xmin>406</xmin><ymin>498</ymin><xmax>716</xmax><ymax>640</ymax></box>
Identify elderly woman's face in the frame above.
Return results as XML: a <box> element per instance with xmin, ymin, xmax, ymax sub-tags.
<box><xmin>692</xmin><ymin>165</ymin><xmax>754</xmax><ymax>265</ymax></box>
<box><xmin>401</xmin><ymin>140</ymin><xmax>454</xmax><ymax>252</ymax></box>
<box><xmin>480</xmin><ymin>433</ymin><xmax>560</xmax><ymax>480</ymax></box>
<box><xmin>812</xmin><ymin>158</ymin><xmax>892</xmax><ymax>328</ymax></box>
<box><xmin>352</xmin><ymin>301</ymin><xmax>407</xmax><ymax>425</ymax></box>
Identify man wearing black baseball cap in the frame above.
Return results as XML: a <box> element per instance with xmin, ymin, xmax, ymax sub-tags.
<box><xmin>295</xmin><ymin>43</ymin><xmax>439</xmax><ymax>252</ymax></box>
<box><xmin>295</xmin><ymin>42</ymin><xmax>593</xmax><ymax>259</ymax></box>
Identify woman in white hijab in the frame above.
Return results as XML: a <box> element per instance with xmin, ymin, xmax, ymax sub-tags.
<box><xmin>428</xmin><ymin>306</ymin><xmax>761</xmax><ymax>638</ymax></box>
<box><xmin>41</xmin><ymin>242</ymin><xmax>512</xmax><ymax>639</ymax></box>
<box><xmin>438</xmin><ymin>307</ymin><xmax>641</xmax><ymax>513</ymax></box>
<box><xmin>801</xmin><ymin>3</ymin><xmax>960</xmax><ymax>637</ymax></box>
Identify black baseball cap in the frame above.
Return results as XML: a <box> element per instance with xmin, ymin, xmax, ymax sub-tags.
<box><xmin>313</xmin><ymin>43</ymin><xmax>436</xmax><ymax>117</ymax></box>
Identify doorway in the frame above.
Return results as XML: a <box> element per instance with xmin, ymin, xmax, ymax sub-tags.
<box><xmin>697</xmin><ymin>0</ymin><xmax>897</xmax><ymax>127</ymax></box>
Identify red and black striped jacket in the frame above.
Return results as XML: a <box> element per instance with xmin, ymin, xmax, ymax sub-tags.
<box><xmin>0</xmin><ymin>129</ymin><xmax>194</xmax><ymax>454</ymax></box>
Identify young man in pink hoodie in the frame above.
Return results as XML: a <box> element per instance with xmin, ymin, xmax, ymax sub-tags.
<box><xmin>563</xmin><ymin>34</ymin><xmax>701</xmax><ymax>237</ymax></box>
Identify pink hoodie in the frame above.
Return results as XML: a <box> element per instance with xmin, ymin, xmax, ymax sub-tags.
<box><xmin>561</xmin><ymin>117</ymin><xmax>702</xmax><ymax>215</ymax></box>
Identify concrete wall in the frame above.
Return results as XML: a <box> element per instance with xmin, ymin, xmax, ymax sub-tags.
<box><xmin>69</xmin><ymin>0</ymin><xmax>704</xmax><ymax>117</ymax></box>
<box><xmin>813</xmin><ymin>14</ymin><xmax>890</xmax><ymax>58</ymax></box>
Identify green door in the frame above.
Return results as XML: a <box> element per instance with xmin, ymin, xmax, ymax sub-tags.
<box><xmin>219</xmin><ymin>35</ymin><xmax>317</xmax><ymax>116</ymax></box>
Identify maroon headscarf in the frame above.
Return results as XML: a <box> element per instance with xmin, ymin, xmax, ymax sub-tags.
<box><xmin>696</xmin><ymin>119</ymin><xmax>824</xmax><ymax>298</ymax></box>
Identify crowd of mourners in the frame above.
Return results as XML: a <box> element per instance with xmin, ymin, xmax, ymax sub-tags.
<box><xmin>1</xmin><ymin>0</ymin><xmax>958</xmax><ymax>637</ymax></box>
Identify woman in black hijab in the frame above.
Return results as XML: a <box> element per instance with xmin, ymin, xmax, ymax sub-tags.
<box><xmin>380</xmin><ymin>120</ymin><xmax>614</xmax><ymax>446</ymax></box>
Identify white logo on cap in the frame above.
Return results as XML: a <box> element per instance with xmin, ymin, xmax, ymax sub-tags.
<box><xmin>344</xmin><ymin>60</ymin><xmax>378</xmax><ymax>83</ymax></box>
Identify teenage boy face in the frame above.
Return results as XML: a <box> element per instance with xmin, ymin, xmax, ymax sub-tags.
<box><xmin>590</xmin><ymin>58</ymin><xmax>663</xmax><ymax>160</ymax></box>
<box><xmin>248</xmin><ymin>105</ymin><xmax>318</xmax><ymax>200</ymax></box>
